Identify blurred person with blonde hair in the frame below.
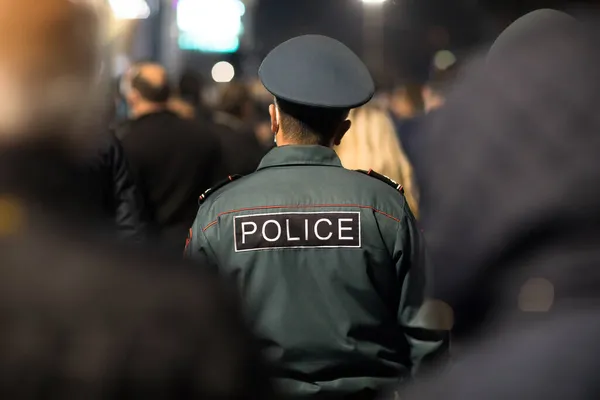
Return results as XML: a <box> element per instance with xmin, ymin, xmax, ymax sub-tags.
<box><xmin>336</xmin><ymin>106</ymin><xmax>419</xmax><ymax>217</ymax></box>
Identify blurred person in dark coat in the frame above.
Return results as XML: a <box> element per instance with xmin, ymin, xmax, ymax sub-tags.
<box><xmin>388</xmin><ymin>85</ymin><xmax>423</xmax><ymax>163</ymax></box>
<box><xmin>120</xmin><ymin>63</ymin><xmax>222</xmax><ymax>255</ymax></box>
<box><xmin>0</xmin><ymin>0</ymin><xmax>129</xmax><ymax>233</ymax></box>
<box><xmin>391</xmin><ymin>8</ymin><xmax>600</xmax><ymax>400</ymax></box>
<box><xmin>211</xmin><ymin>82</ymin><xmax>266</xmax><ymax>178</ymax></box>
<box><xmin>407</xmin><ymin>65</ymin><xmax>460</xmax><ymax>185</ymax></box>
<box><xmin>0</xmin><ymin>1</ymin><xmax>273</xmax><ymax>398</ymax></box>
<box><xmin>90</xmin><ymin>129</ymin><xmax>149</xmax><ymax>242</ymax></box>
<box><xmin>0</xmin><ymin>0</ymin><xmax>148</xmax><ymax>243</ymax></box>
<box><xmin>100</xmin><ymin>91</ymin><xmax>149</xmax><ymax>242</ymax></box>
<box><xmin>0</xmin><ymin>214</ymin><xmax>274</xmax><ymax>400</ymax></box>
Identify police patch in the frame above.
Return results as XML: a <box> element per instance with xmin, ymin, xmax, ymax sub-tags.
<box><xmin>234</xmin><ymin>212</ymin><xmax>361</xmax><ymax>252</ymax></box>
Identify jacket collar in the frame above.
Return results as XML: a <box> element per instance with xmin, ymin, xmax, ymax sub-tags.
<box><xmin>132</xmin><ymin>109</ymin><xmax>175</xmax><ymax>122</ymax></box>
<box><xmin>257</xmin><ymin>145</ymin><xmax>343</xmax><ymax>171</ymax></box>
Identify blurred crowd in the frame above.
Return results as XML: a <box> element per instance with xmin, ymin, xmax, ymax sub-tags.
<box><xmin>104</xmin><ymin>58</ymin><xmax>445</xmax><ymax>256</ymax></box>
<box><xmin>2</xmin><ymin>0</ymin><xmax>600</xmax><ymax>399</ymax></box>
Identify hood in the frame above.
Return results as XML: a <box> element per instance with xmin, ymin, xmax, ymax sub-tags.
<box><xmin>416</xmin><ymin>13</ymin><xmax>600</xmax><ymax>336</ymax></box>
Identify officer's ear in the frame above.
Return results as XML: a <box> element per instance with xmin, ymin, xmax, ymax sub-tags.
<box><xmin>269</xmin><ymin>103</ymin><xmax>279</xmax><ymax>134</ymax></box>
<box><xmin>333</xmin><ymin>119</ymin><xmax>351</xmax><ymax>146</ymax></box>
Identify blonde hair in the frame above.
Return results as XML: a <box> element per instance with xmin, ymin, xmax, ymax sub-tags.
<box><xmin>336</xmin><ymin>106</ymin><xmax>419</xmax><ymax>217</ymax></box>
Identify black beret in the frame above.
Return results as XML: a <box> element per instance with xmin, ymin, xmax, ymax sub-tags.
<box><xmin>259</xmin><ymin>35</ymin><xmax>375</xmax><ymax>109</ymax></box>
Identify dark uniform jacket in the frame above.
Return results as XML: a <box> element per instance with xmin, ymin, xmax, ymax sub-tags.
<box><xmin>121</xmin><ymin>110</ymin><xmax>222</xmax><ymax>255</ymax></box>
<box><xmin>186</xmin><ymin>145</ymin><xmax>446</xmax><ymax>397</ymax></box>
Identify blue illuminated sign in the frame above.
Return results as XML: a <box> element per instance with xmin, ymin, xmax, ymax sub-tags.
<box><xmin>177</xmin><ymin>0</ymin><xmax>245</xmax><ymax>53</ymax></box>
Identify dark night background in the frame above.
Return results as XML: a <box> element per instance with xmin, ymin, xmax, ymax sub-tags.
<box><xmin>250</xmin><ymin>0</ymin><xmax>599</xmax><ymax>85</ymax></box>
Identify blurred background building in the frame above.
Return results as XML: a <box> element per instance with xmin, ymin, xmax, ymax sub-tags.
<box><xmin>105</xmin><ymin>0</ymin><xmax>599</xmax><ymax>90</ymax></box>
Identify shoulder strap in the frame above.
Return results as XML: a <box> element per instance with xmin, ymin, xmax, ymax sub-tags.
<box><xmin>199</xmin><ymin>175</ymin><xmax>243</xmax><ymax>205</ymax></box>
<box><xmin>355</xmin><ymin>169</ymin><xmax>404</xmax><ymax>194</ymax></box>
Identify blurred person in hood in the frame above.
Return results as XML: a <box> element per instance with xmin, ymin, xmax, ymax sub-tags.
<box><xmin>392</xmin><ymin>8</ymin><xmax>600</xmax><ymax>400</ymax></box>
<box><xmin>418</xmin><ymin>7</ymin><xmax>587</xmax><ymax>340</ymax></box>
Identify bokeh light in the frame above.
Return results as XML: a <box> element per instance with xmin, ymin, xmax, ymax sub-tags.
<box><xmin>433</xmin><ymin>50</ymin><xmax>457</xmax><ymax>71</ymax></box>
<box><xmin>211</xmin><ymin>61</ymin><xmax>236</xmax><ymax>83</ymax></box>
<box><xmin>108</xmin><ymin>0</ymin><xmax>151</xmax><ymax>20</ymax></box>
<box><xmin>177</xmin><ymin>0</ymin><xmax>245</xmax><ymax>53</ymax></box>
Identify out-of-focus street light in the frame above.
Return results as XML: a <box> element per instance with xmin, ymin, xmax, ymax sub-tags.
<box><xmin>361</xmin><ymin>0</ymin><xmax>386</xmax><ymax>80</ymax></box>
<box><xmin>434</xmin><ymin>50</ymin><xmax>457</xmax><ymax>71</ymax></box>
<box><xmin>212</xmin><ymin>61</ymin><xmax>236</xmax><ymax>83</ymax></box>
<box><xmin>108</xmin><ymin>0</ymin><xmax>151</xmax><ymax>20</ymax></box>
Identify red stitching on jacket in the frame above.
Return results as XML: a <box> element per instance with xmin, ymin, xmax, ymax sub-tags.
<box><xmin>202</xmin><ymin>204</ymin><xmax>402</xmax><ymax>231</ymax></box>
<box><xmin>184</xmin><ymin>228</ymin><xmax>193</xmax><ymax>255</ymax></box>
<box><xmin>203</xmin><ymin>221</ymin><xmax>218</xmax><ymax>231</ymax></box>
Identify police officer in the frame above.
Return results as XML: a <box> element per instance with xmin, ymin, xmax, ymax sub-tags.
<box><xmin>185</xmin><ymin>35</ymin><xmax>447</xmax><ymax>399</ymax></box>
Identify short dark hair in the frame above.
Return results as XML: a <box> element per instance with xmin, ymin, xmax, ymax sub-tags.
<box><xmin>218</xmin><ymin>83</ymin><xmax>252</xmax><ymax>119</ymax></box>
<box><xmin>131</xmin><ymin>72</ymin><xmax>171</xmax><ymax>103</ymax></box>
<box><xmin>275</xmin><ymin>98</ymin><xmax>349</xmax><ymax>145</ymax></box>
<box><xmin>179</xmin><ymin>70</ymin><xmax>203</xmax><ymax>106</ymax></box>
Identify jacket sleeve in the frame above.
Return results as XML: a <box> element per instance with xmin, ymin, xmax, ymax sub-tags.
<box><xmin>107</xmin><ymin>133</ymin><xmax>149</xmax><ymax>242</ymax></box>
<box><xmin>184</xmin><ymin>213</ymin><xmax>219</xmax><ymax>270</ymax></box>
<box><xmin>395</xmin><ymin>201</ymin><xmax>450</xmax><ymax>376</ymax></box>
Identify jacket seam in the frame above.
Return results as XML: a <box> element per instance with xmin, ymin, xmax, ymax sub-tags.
<box><xmin>202</xmin><ymin>204</ymin><xmax>402</xmax><ymax>231</ymax></box>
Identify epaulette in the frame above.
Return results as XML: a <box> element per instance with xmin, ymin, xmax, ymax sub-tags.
<box><xmin>199</xmin><ymin>175</ymin><xmax>243</xmax><ymax>205</ymax></box>
<box><xmin>355</xmin><ymin>169</ymin><xmax>404</xmax><ymax>194</ymax></box>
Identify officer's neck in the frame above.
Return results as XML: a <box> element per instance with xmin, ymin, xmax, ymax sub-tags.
<box><xmin>275</xmin><ymin>132</ymin><xmax>334</xmax><ymax>148</ymax></box>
